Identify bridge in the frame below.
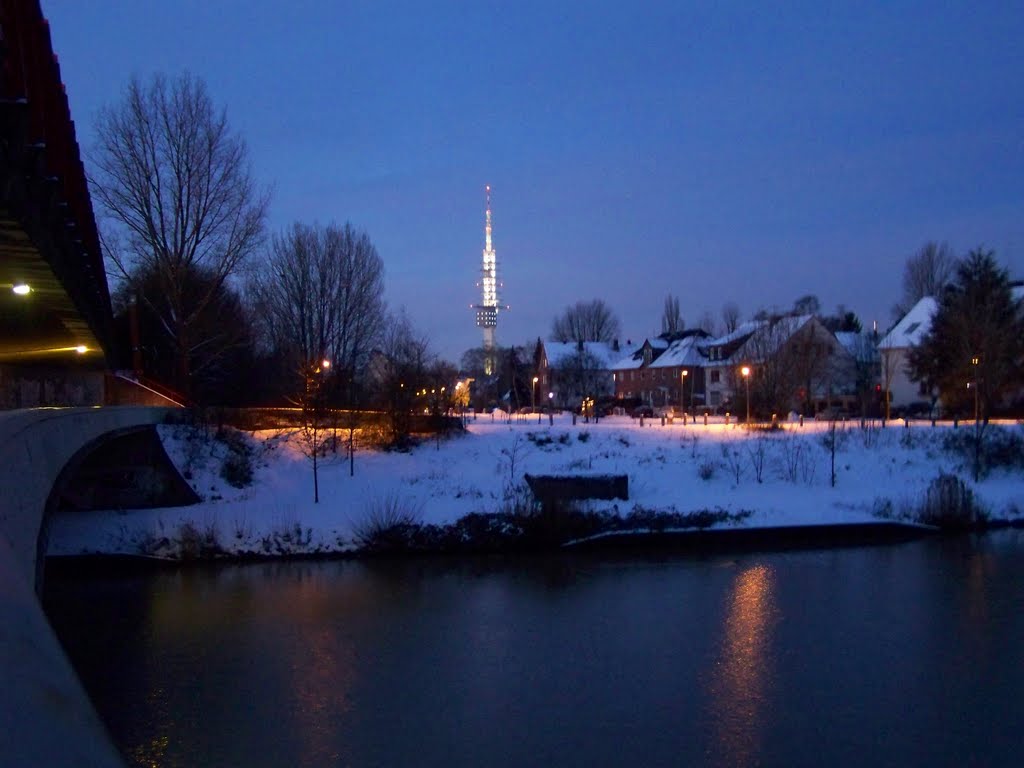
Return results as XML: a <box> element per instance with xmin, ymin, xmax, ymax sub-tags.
<box><xmin>0</xmin><ymin>2</ymin><xmax>171</xmax><ymax>765</ymax></box>
<box><xmin>1</xmin><ymin>0</ymin><xmax>115</xmax><ymax>407</ymax></box>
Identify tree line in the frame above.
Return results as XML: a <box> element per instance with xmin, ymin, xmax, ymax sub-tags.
<box><xmin>91</xmin><ymin>72</ymin><xmax>456</xmax><ymax>440</ymax></box>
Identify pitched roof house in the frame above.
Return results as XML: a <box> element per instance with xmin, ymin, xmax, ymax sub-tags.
<box><xmin>533</xmin><ymin>339</ymin><xmax>635</xmax><ymax>408</ymax></box>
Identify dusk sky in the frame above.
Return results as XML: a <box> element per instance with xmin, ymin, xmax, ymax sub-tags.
<box><xmin>44</xmin><ymin>1</ymin><xmax>1024</xmax><ymax>363</ymax></box>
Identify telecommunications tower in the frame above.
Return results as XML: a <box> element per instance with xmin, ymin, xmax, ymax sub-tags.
<box><xmin>473</xmin><ymin>184</ymin><xmax>502</xmax><ymax>374</ymax></box>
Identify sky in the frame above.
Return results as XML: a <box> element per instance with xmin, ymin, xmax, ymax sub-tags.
<box><xmin>43</xmin><ymin>0</ymin><xmax>1024</xmax><ymax>363</ymax></box>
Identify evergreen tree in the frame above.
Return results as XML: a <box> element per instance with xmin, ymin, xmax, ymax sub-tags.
<box><xmin>908</xmin><ymin>249</ymin><xmax>1024</xmax><ymax>417</ymax></box>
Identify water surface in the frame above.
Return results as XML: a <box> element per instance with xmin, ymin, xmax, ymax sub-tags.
<box><xmin>44</xmin><ymin>532</ymin><xmax>1024</xmax><ymax>767</ymax></box>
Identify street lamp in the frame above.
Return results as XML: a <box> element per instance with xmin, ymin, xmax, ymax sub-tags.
<box><xmin>971</xmin><ymin>356</ymin><xmax>980</xmax><ymax>427</ymax></box>
<box><xmin>548</xmin><ymin>391</ymin><xmax>554</xmax><ymax>425</ymax></box>
<box><xmin>681</xmin><ymin>369</ymin><xmax>688</xmax><ymax>417</ymax></box>
<box><xmin>740</xmin><ymin>365</ymin><xmax>751</xmax><ymax>424</ymax></box>
<box><xmin>532</xmin><ymin>376</ymin><xmax>539</xmax><ymax>411</ymax></box>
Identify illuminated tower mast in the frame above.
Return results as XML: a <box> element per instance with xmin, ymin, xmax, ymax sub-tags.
<box><xmin>474</xmin><ymin>184</ymin><xmax>500</xmax><ymax>374</ymax></box>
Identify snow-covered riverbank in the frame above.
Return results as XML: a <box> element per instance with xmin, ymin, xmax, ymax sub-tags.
<box><xmin>47</xmin><ymin>414</ymin><xmax>1024</xmax><ymax>559</ymax></box>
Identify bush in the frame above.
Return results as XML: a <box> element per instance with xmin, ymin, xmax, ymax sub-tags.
<box><xmin>577</xmin><ymin>431</ymin><xmax>591</xmax><ymax>443</ymax></box>
<box><xmin>916</xmin><ymin>473</ymin><xmax>985</xmax><ymax>529</ymax></box>
<box><xmin>220</xmin><ymin>452</ymin><xmax>253</xmax><ymax>488</ymax></box>
<box><xmin>216</xmin><ymin>427</ymin><xmax>255</xmax><ymax>488</ymax></box>
<box><xmin>352</xmin><ymin>493</ymin><xmax>424</xmax><ymax>551</ymax></box>
<box><xmin>698</xmin><ymin>461</ymin><xmax>716</xmax><ymax>481</ymax></box>
<box><xmin>942</xmin><ymin>425</ymin><xmax>1024</xmax><ymax>478</ymax></box>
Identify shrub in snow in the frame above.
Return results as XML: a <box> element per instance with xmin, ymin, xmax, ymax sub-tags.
<box><xmin>720</xmin><ymin>444</ymin><xmax>743</xmax><ymax>484</ymax></box>
<box><xmin>915</xmin><ymin>473</ymin><xmax>985</xmax><ymax>529</ymax></box>
<box><xmin>577</xmin><ymin>431</ymin><xmax>591</xmax><ymax>443</ymax></box>
<box><xmin>174</xmin><ymin>521</ymin><xmax>222</xmax><ymax>560</ymax></box>
<box><xmin>746</xmin><ymin>435</ymin><xmax>769</xmax><ymax>483</ymax></box>
<box><xmin>942</xmin><ymin>425</ymin><xmax>1024</xmax><ymax>479</ymax></box>
<box><xmin>352</xmin><ymin>493</ymin><xmax>424</xmax><ymax>550</ymax></box>
<box><xmin>697</xmin><ymin>461</ymin><xmax>716</xmax><ymax>481</ymax></box>
<box><xmin>220</xmin><ymin>451</ymin><xmax>253</xmax><ymax>488</ymax></box>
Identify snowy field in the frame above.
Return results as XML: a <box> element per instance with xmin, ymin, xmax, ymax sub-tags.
<box><xmin>48</xmin><ymin>414</ymin><xmax>1024</xmax><ymax>558</ymax></box>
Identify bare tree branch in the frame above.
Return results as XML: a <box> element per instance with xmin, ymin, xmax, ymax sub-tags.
<box><xmin>91</xmin><ymin>73</ymin><xmax>269</xmax><ymax>395</ymax></box>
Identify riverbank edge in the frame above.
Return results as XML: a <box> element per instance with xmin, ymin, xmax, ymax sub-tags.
<box><xmin>45</xmin><ymin>519</ymin><xmax>1024</xmax><ymax>573</ymax></box>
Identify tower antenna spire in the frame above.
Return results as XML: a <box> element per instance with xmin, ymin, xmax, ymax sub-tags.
<box><xmin>473</xmin><ymin>184</ymin><xmax>500</xmax><ymax>374</ymax></box>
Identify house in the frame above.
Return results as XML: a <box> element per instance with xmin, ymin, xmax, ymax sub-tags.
<box><xmin>876</xmin><ymin>297</ymin><xmax>937</xmax><ymax>410</ymax></box>
<box><xmin>533</xmin><ymin>339</ymin><xmax>633</xmax><ymax>409</ymax></box>
<box><xmin>699</xmin><ymin>321</ymin><xmax>763</xmax><ymax>412</ymax></box>
<box><xmin>701</xmin><ymin>315</ymin><xmax>856</xmax><ymax>416</ymax></box>
<box><xmin>877</xmin><ymin>285</ymin><xmax>1024</xmax><ymax>413</ymax></box>
<box><xmin>611</xmin><ymin>332</ymin><xmax>709</xmax><ymax>409</ymax></box>
<box><xmin>610</xmin><ymin>337</ymin><xmax>668</xmax><ymax>405</ymax></box>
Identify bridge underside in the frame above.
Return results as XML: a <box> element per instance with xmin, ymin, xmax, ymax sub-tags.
<box><xmin>0</xmin><ymin>2</ymin><xmax>115</xmax><ymax>389</ymax></box>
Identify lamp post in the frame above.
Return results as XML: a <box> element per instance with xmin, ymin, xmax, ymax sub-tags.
<box><xmin>741</xmin><ymin>365</ymin><xmax>751</xmax><ymax>425</ymax></box>
<box><xmin>532</xmin><ymin>376</ymin><xmax>539</xmax><ymax>411</ymax></box>
<box><xmin>681</xmin><ymin>369</ymin><xmax>688</xmax><ymax>422</ymax></box>
<box><xmin>549</xmin><ymin>391</ymin><xmax>554</xmax><ymax>426</ymax></box>
<box><xmin>971</xmin><ymin>356</ymin><xmax>980</xmax><ymax>427</ymax></box>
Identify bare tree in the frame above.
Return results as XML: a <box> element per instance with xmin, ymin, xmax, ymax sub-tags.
<box><xmin>251</xmin><ymin>221</ymin><xmax>385</xmax><ymax>399</ymax></box>
<box><xmin>792</xmin><ymin>294</ymin><xmax>821</xmax><ymax>316</ymax></box>
<box><xmin>696</xmin><ymin>309</ymin><xmax>717</xmax><ymax>336</ymax></box>
<box><xmin>893</xmin><ymin>241</ymin><xmax>958</xmax><ymax>319</ymax></box>
<box><xmin>551</xmin><ymin>299</ymin><xmax>620</xmax><ymax>343</ymax></box>
<box><xmin>91</xmin><ymin>73</ymin><xmax>269</xmax><ymax>396</ymax></box>
<box><xmin>721</xmin><ymin>301</ymin><xmax>741</xmax><ymax>334</ymax></box>
<box><xmin>660</xmin><ymin>294</ymin><xmax>684</xmax><ymax>337</ymax></box>
<box><xmin>551</xmin><ymin>348</ymin><xmax>613</xmax><ymax>407</ymax></box>
<box><xmin>373</xmin><ymin>310</ymin><xmax>433</xmax><ymax>447</ymax></box>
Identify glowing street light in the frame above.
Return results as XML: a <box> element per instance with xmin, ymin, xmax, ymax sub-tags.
<box><xmin>740</xmin><ymin>365</ymin><xmax>751</xmax><ymax>424</ymax></box>
<box><xmin>532</xmin><ymin>376</ymin><xmax>539</xmax><ymax>410</ymax></box>
<box><xmin>12</xmin><ymin>283</ymin><xmax>31</xmax><ymax>296</ymax></box>
<box><xmin>971</xmin><ymin>356</ymin><xmax>980</xmax><ymax>427</ymax></box>
<box><xmin>75</xmin><ymin>345</ymin><xmax>88</xmax><ymax>354</ymax></box>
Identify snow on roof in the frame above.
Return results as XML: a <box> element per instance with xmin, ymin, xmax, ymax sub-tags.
<box><xmin>833</xmin><ymin>331</ymin><xmax>861</xmax><ymax>355</ymax></box>
<box><xmin>729</xmin><ymin>314</ymin><xmax>814</xmax><ymax>363</ymax></box>
<box><xmin>649</xmin><ymin>335</ymin><xmax>704</xmax><ymax>368</ymax></box>
<box><xmin>877</xmin><ymin>297</ymin><xmax>937</xmax><ymax>350</ymax></box>
<box><xmin>879</xmin><ymin>286</ymin><xmax>1023</xmax><ymax>350</ymax></box>
<box><xmin>703</xmin><ymin>319</ymin><xmax>765</xmax><ymax>348</ymax></box>
<box><xmin>610</xmin><ymin>347</ymin><xmax>645</xmax><ymax>371</ymax></box>
<box><xmin>543</xmin><ymin>341</ymin><xmax>632</xmax><ymax>369</ymax></box>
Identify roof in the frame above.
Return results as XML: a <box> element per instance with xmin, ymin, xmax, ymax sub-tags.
<box><xmin>542</xmin><ymin>341</ymin><xmax>633</xmax><ymax>369</ymax></box>
<box><xmin>702</xmin><ymin>319</ymin><xmax>765</xmax><ymax>350</ymax></box>
<box><xmin>877</xmin><ymin>297</ymin><xmax>937</xmax><ymax>350</ymax></box>
<box><xmin>649</xmin><ymin>335</ymin><xmax>704</xmax><ymax>368</ymax></box>
<box><xmin>879</xmin><ymin>286</ymin><xmax>1024</xmax><ymax>351</ymax></box>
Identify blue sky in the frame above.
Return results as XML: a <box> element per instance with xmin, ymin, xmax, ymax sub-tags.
<box><xmin>44</xmin><ymin>1</ymin><xmax>1024</xmax><ymax>362</ymax></box>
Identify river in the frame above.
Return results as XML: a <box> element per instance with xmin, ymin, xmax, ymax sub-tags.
<box><xmin>43</xmin><ymin>531</ymin><xmax>1024</xmax><ymax>767</ymax></box>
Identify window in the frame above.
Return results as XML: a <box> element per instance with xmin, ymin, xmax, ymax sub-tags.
<box><xmin>710</xmin><ymin>370</ymin><xmax>720</xmax><ymax>384</ymax></box>
<box><xmin>905</xmin><ymin>322</ymin><xmax>921</xmax><ymax>336</ymax></box>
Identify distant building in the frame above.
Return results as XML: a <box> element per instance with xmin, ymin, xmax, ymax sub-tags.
<box><xmin>611</xmin><ymin>332</ymin><xmax>708</xmax><ymax>409</ymax></box>
<box><xmin>534</xmin><ymin>339</ymin><xmax>632</xmax><ymax>409</ymax></box>
<box><xmin>877</xmin><ymin>296</ymin><xmax>937</xmax><ymax>410</ymax></box>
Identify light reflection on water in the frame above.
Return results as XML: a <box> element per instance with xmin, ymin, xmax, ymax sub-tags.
<box><xmin>703</xmin><ymin>564</ymin><xmax>776</xmax><ymax>767</ymax></box>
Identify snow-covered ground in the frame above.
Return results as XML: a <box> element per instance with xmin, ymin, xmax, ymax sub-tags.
<box><xmin>48</xmin><ymin>414</ymin><xmax>1024</xmax><ymax>558</ymax></box>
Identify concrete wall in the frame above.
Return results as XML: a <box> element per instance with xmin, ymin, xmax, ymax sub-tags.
<box><xmin>0</xmin><ymin>407</ymin><xmax>171</xmax><ymax>585</ymax></box>
<box><xmin>0</xmin><ymin>535</ymin><xmax>125</xmax><ymax>768</ymax></box>
<box><xmin>0</xmin><ymin>407</ymin><xmax>173</xmax><ymax>768</ymax></box>
<box><xmin>0</xmin><ymin>365</ymin><xmax>105</xmax><ymax>409</ymax></box>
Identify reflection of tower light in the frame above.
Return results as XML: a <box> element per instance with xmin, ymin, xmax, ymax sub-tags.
<box><xmin>473</xmin><ymin>185</ymin><xmax>501</xmax><ymax>374</ymax></box>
